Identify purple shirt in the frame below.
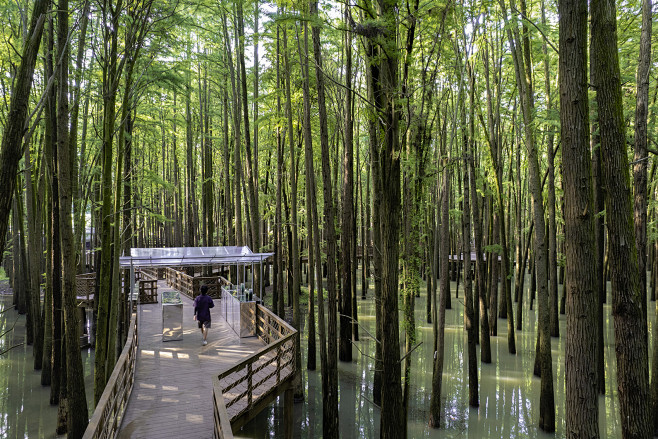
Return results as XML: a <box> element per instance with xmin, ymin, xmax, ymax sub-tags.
<box><xmin>193</xmin><ymin>294</ymin><xmax>214</xmax><ymax>322</ymax></box>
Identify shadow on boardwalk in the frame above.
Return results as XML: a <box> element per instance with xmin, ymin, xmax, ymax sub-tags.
<box><xmin>118</xmin><ymin>284</ymin><xmax>263</xmax><ymax>439</ymax></box>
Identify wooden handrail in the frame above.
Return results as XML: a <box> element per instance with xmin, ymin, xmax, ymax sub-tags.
<box><xmin>212</xmin><ymin>377</ymin><xmax>234</xmax><ymax>439</ymax></box>
<box><xmin>83</xmin><ymin>311</ymin><xmax>138</xmax><ymax>439</ymax></box>
<box><xmin>213</xmin><ymin>305</ymin><xmax>297</xmax><ymax>437</ymax></box>
<box><xmin>164</xmin><ymin>267</ymin><xmax>221</xmax><ymax>299</ymax></box>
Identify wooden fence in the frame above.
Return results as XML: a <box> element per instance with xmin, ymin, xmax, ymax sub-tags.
<box><xmin>138</xmin><ymin>280</ymin><xmax>158</xmax><ymax>304</ymax></box>
<box><xmin>76</xmin><ymin>273</ymin><xmax>96</xmax><ymax>305</ymax></box>
<box><xmin>140</xmin><ymin>266</ymin><xmax>164</xmax><ymax>280</ymax></box>
<box><xmin>164</xmin><ymin>267</ymin><xmax>221</xmax><ymax>299</ymax></box>
<box><xmin>213</xmin><ymin>305</ymin><xmax>297</xmax><ymax>438</ymax></box>
<box><xmin>82</xmin><ymin>311</ymin><xmax>138</xmax><ymax>439</ymax></box>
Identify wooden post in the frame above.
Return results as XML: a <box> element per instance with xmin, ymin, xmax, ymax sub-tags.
<box><xmin>284</xmin><ymin>387</ymin><xmax>293</xmax><ymax>439</ymax></box>
<box><xmin>247</xmin><ymin>363</ymin><xmax>253</xmax><ymax>407</ymax></box>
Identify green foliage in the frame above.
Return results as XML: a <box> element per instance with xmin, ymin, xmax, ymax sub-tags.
<box><xmin>484</xmin><ymin>243</ymin><xmax>504</xmax><ymax>255</ymax></box>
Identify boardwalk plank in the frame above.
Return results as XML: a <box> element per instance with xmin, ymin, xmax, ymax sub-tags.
<box><xmin>117</xmin><ymin>283</ymin><xmax>264</xmax><ymax>439</ymax></box>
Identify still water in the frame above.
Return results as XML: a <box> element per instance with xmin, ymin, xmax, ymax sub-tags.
<box><xmin>0</xmin><ymin>278</ymin><xmax>639</xmax><ymax>438</ymax></box>
<box><xmin>238</xmin><ymin>280</ymin><xmax>629</xmax><ymax>438</ymax></box>
<box><xmin>0</xmin><ymin>293</ymin><xmax>95</xmax><ymax>439</ymax></box>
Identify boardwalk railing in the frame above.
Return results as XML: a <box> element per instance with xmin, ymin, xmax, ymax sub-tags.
<box><xmin>164</xmin><ymin>267</ymin><xmax>221</xmax><ymax>299</ymax></box>
<box><xmin>83</xmin><ymin>312</ymin><xmax>138</xmax><ymax>439</ymax></box>
<box><xmin>213</xmin><ymin>305</ymin><xmax>297</xmax><ymax>438</ymax></box>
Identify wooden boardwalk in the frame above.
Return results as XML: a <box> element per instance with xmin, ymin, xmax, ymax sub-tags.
<box><xmin>117</xmin><ymin>285</ymin><xmax>264</xmax><ymax>439</ymax></box>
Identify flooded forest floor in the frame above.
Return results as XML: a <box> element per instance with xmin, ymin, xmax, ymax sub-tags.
<box><xmin>0</xmin><ymin>272</ymin><xmax>644</xmax><ymax>438</ymax></box>
<box><xmin>240</xmin><ymin>275</ymin><xmax>630</xmax><ymax>438</ymax></box>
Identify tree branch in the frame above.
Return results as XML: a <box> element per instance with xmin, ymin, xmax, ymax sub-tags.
<box><xmin>511</xmin><ymin>5</ymin><xmax>559</xmax><ymax>54</ymax></box>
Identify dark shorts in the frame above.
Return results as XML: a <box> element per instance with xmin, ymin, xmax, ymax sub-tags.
<box><xmin>198</xmin><ymin>320</ymin><xmax>211</xmax><ymax>329</ymax></box>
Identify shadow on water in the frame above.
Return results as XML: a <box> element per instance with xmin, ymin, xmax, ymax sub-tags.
<box><xmin>236</xmin><ymin>276</ymin><xmax>629</xmax><ymax>438</ymax></box>
<box><xmin>0</xmin><ymin>293</ymin><xmax>95</xmax><ymax>439</ymax></box>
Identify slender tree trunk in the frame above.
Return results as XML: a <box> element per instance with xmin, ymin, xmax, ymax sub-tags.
<box><xmin>363</xmin><ymin>32</ymin><xmax>384</xmax><ymax>407</ymax></box>
<box><xmin>297</xmin><ymin>20</ymin><xmax>320</xmax><ymax>376</ymax></box>
<box><xmin>592</xmin><ymin>122</ymin><xmax>606</xmax><ymax>394</ymax></box>
<box><xmin>185</xmin><ymin>41</ymin><xmax>196</xmax><ymax>248</ymax></box>
<box><xmin>499</xmin><ymin>0</ymin><xmax>554</xmax><ymax>428</ymax></box>
<box><xmin>339</xmin><ymin>5</ymin><xmax>354</xmax><ymax>363</ymax></box>
<box><xmin>309</xmin><ymin>2</ymin><xmax>340</xmax><ymax>432</ymax></box>
<box><xmin>281</xmin><ymin>25</ymin><xmax>303</xmax><ymax>401</ymax></box>
<box><xmin>202</xmin><ymin>63</ymin><xmax>214</xmax><ymax>247</ymax></box>
<box><xmin>95</xmin><ymin>0</ymin><xmax>122</xmax><ymax>404</ymax></box>
<box><xmin>56</xmin><ymin>2</ymin><xmax>89</xmax><ymax>434</ymax></box>
<box><xmin>543</xmin><ymin>0</ymin><xmax>559</xmax><ymax>338</ymax></box>
<box><xmin>0</xmin><ymin>0</ymin><xmax>49</xmax><ymax>265</ymax></box>
<box><xmin>462</xmin><ymin>110</ymin><xmax>478</xmax><ymax>408</ymax></box>
<box><xmin>42</xmin><ymin>169</ymin><xmax>53</xmax><ymax>385</ymax></box>
<box><xmin>634</xmin><ymin>0</ymin><xmax>652</xmax><ymax>331</ymax></box>
<box><xmin>222</xmin><ymin>11</ymin><xmax>244</xmax><ymax>252</ymax></box>
<box><xmin>25</xmin><ymin>138</ymin><xmax>44</xmax><ymax>370</ymax></box>
<box><xmin>469</xmin><ymin>145</ymin><xmax>491</xmax><ymax>363</ymax></box>
<box><xmin>236</xmin><ymin>0</ymin><xmax>258</xmax><ymax>252</ymax></box>
<box><xmin>44</xmin><ymin>12</ymin><xmax>63</xmax><ymax>406</ymax></box>
<box><xmin>274</xmin><ymin>21</ymin><xmax>283</xmax><ymax>317</ymax></box>
<box><xmin>489</xmin><ymin>218</ymin><xmax>499</xmax><ymax>337</ymax></box>
<box><xmin>71</xmin><ymin>0</ymin><xmax>90</xmax><ymax>274</ymax></box>
<box><xmin>429</xmin><ymin>158</ymin><xmax>449</xmax><ymax>428</ymax></box>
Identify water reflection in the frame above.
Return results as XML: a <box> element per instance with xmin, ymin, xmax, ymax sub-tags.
<box><xmin>237</xmin><ymin>278</ymin><xmax>627</xmax><ymax>438</ymax></box>
<box><xmin>0</xmin><ymin>295</ymin><xmax>95</xmax><ymax>439</ymax></box>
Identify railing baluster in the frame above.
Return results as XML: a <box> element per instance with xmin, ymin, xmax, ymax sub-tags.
<box><xmin>247</xmin><ymin>363</ymin><xmax>253</xmax><ymax>408</ymax></box>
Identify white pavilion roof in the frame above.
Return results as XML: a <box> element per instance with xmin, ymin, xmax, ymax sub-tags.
<box><xmin>119</xmin><ymin>246</ymin><xmax>273</xmax><ymax>268</ymax></box>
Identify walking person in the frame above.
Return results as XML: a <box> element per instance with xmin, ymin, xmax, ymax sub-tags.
<box><xmin>193</xmin><ymin>284</ymin><xmax>214</xmax><ymax>345</ymax></box>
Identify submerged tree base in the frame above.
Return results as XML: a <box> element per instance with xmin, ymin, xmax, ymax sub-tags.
<box><xmin>239</xmin><ymin>277</ymin><xmax>626</xmax><ymax>438</ymax></box>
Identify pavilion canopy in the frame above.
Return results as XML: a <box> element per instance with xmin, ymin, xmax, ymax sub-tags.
<box><xmin>118</xmin><ymin>246</ymin><xmax>273</xmax><ymax>268</ymax></box>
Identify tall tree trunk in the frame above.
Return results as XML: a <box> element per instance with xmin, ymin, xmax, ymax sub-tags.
<box><xmin>273</xmin><ymin>21</ymin><xmax>283</xmax><ymax>317</ymax></box>
<box><xmin>592</xmin><ymin>121</ymin><xmax>606</xmax><ymax>395</ymax></box>
<box><xmin>559</xmin><ymin>0</ymin><xmax>599</xmax><ymax>435</ymax></box>
<box><xmin>499</xmin><ymin>0</ymin><xmax>554</xmax><ymax>429</ymax></box>
<box><xmin>469</xmin><ymin>144</ymin><xmax>491</xmax><ymax>363</ymax></box>
<box><xmin>543</xmin><ymin>0</ymin><xmax>559</xmax><ymax>339</ymax></box>
<box><xmin>44</xmin><ymin>11</ymin><xmax>63</xmax><ymax>407</ymax></box>
<box><xmin>634</xmin><ymin>0</ymin><xmax>652</xmax><ymax>331</ymax></box>
<box><xmin>339</xmin><ymin>5</ymin><xmax>354</xmax><ymax>363</ymax></box>
<box><xmin>0</xmin><ymin>0</ymin><xmax>49</xmax><ymax>265</ymax></box>
<box><xmin>282</xmin><ymin>25</ymin><xmax>303</xmax><ymax>401</ymax></box>
<box><xmin>222</xmin><ymin>11</ymin><xmax>244</xmax><ymax>251</ymax></box>
<box><xmin>462</xmin><ymin>105</ymin><xmax>478</xmax><ymax>408</ymax></box>
<box><xmin>310</xmin><ymin>3</ymin><xmax>339</xmax><ymax>434</ymax></box>
<box><xmin>25</xmin><ymin>137</ymin><xmax>44</xmax><ymax>370</ymax></box>
<box><xmin>202</xmin><ymin>63</ymin><xmax>214</xmax><ymax>247</ymax></box>
<box><xmin>483</xmin><ymin>34</ymin><xmax>515</xmax><ymax>352</ymax></box>
<box><xmin>297</xmin><ymin>19</ymin><xmax>320</xmax><ymax>377</ymax></box>
<box><xmin>362</xmin><ymin>28</ymin><xmax>384</xmax><ymax>407</ymax></box>
<box><xmin>14</xmin><ymin>184</ymin><xmax>32</xmax><ymax>343</ymax></box>
<box><xmin>42</xmin><ymin>167</ymin><xmax>54</xmax><ymax>385</ymax></box>
<box><xmin>95</xmin><ymin>0</ymin><xmax>122</xmax><ymax>404</ymax></box>
<box><xmin>236</xmin><ymin>0</ymin><xmax>258</xmax><ymax>252</ymax></box>
<box><xmin>185</xmin><ymin>40</ymin><xmax>196</xmax><ymax>248</ymax></box>
<box><xmin>71</xmin><ymin>0</ymin><xmax>90</xmax><ymax>273</ymax></box>
<box><xmin>429</xmin><ymin>157</ymin><xmax>449</xmax><ymax>428</ymax></box>
<box><xmin>173</xmin><ymin>91</ymin><xmax>183</xmax><ymax>247</ymax></box>
<box><xmin>591</xmin><ymin>0</ymin><xmax>651</xmax><ymax>435</ymax></box>
<box><xmin>369</xmin><ymin>2</ymin><xmax>404</xmax><ymax>434</ymax></box>
<box><xmin>56</xmin><ymin>1</ymin><xmax>89</xmax><ymax>434</ymax></box>
<box><xmin>253</xmin><ymin>0</ymin><xmax>260</xmax><ymax>249</ymax></box>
